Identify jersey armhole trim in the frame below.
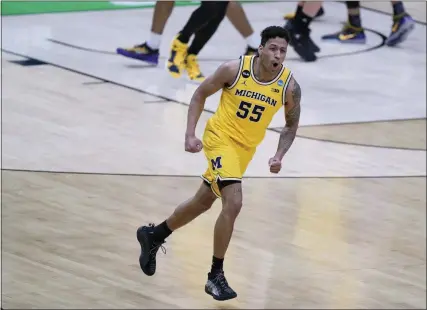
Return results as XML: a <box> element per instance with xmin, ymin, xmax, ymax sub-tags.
<box><xmin>281</xmin><ymin>71</ymin><xmax>293</xmax><ymax>106</ymax></box>
<box><xmin>225</xmin><ymin>56</ymin><xmax>244</xmax><ymax>90</ymax></box>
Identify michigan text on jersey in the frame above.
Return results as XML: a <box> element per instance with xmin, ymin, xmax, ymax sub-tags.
<box><xmin>234</xmin><ymin>89</ymin><xmax>278</xmax><ymax>107</ymax></box>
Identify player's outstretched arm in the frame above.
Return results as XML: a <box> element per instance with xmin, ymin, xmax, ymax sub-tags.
<box><xmin>184</xmin><ymin>60</ymin><xmax>240</xmax><ymax>153</ymax></box>
<box><xmin>275</xmin><ymin>76</ymin><xmax>301</xmax><ymax>160</ymax></box>
<box><xmin>269</xmin><ymin>76</ymin><xmax>301</xmax><ymax>172</ymax></box>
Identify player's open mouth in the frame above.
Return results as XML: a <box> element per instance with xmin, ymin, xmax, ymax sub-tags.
<box><xmin>272</xmin><ymin>62</ymin><xmax>279</xmax><ymax>68</ymax></box>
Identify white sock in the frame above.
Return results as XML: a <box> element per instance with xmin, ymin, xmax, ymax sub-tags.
<box><xmin>147</xmin><ymin>32</ymin><xmax>162</xmax><ymax>50</ymax></box>
<box><xmin>246</xmin><ymin>32</ymin><xmax>259</xmax><ymax>49</ymax></box>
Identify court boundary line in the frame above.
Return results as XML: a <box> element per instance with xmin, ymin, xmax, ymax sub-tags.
<box><xmin>290</xmin><ymin>117</ymin><xmax>427</xmax><ymax>127</ymax></box>
<box><xmin>2</xmin><ymin>48</ymin><xmax>425</xmax><ymax>152</ymax></box>
<box><xmin>270</xmin><ymin>127</ymin><xmax>427</xmax><ymax>151</ymax></box>
<box><xmin>2</xmin><ymin>168</ymin><xmax>425</xmax><ymax>179</ymax></box>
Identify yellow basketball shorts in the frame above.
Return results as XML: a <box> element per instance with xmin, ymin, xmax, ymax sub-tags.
<box><xmin>201</xmin><ymin>128</ymin><xmax>255</xmax><ymax>197</ymax></box>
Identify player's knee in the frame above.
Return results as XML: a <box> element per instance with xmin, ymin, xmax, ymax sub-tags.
<box><xmin>223</xmin><ymin>197</ymin><xmax>242</xmax><ymax>219</ymax></box>
<box><xmin>220</xmin><ymin>181</ymin><xmax>243</xmax><ymax>219</ymax></box>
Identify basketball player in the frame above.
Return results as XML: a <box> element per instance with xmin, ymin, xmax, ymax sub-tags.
<box><xmin>283</xmin><ymin>1</ymin><xmax>323</xmax><ymax>62</ymax></box>
<box><xmin>167</xmin><ymin>1</ymin><xmax>230</xmax><ymax>82</ymax></box>
<box><xmin>136</xmin><ymin>26</ymin><xmax>301</xmax><ymax>301</ymax></box>
<box><xmin>117</xmin><ymin>1</ymin><xmax>259</xmax><ymax>81</ymax></box>
<box><xmin>321</xmin><ymin>1</ymin><xmax>415</xmax><ymax>46</ymax></box>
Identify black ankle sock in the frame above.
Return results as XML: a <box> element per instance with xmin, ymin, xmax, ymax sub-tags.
<box><xmin>295</xmin><ymin>4</ymin><xmax>303</xmax><ymax>15</ymax></box>
<box><xmin>177</xmin><ymin>31</ymin><xmax>191</xmax><ymax>44</ymax></box>
<box><xmin>210</xmin><ymin>256</ymin><xmax>224</xmax><ymax>275</ymax></box>
<box><xmin>293</xmin><ymin>11</ymin><xmax>313</xmax><ymax>32</ymax></box>
<box><xmin>294</xmin><ymin>7</ymin><xmax>304</xmax><ymax>22</ymax></box>
<box><xmin>346</xmin><ymin>1</ymin><xmax>360</xmax><ymax>10</ymax></box>
<box><xmin>152</xmin><ymin>220</ymin><xmax>172</xmax><ymax>242</ymax></box>
<box><xmin>392</xmin><ymin>1</ymin><xmax>405</xmax><ymax>16</ymax></box>
<box><xmin>348</xmin><ymin>14</ymin><xmax>362</xmax><ymax>28</ymax></box>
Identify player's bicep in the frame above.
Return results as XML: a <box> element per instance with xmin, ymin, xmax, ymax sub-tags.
<box><xmin>194</xmin><ymin>61</ymin><xmax>238</xmax><ymax>99</ymax></box>
<box><xmin>284</xmin><ymin>77</ymin><xmax>301</xmax><ymax>129</ymax></box>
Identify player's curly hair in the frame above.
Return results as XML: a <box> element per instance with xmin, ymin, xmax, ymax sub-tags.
<box><xmin>260</xmin><ymin>26</ymin><xmax>290</xmax><ymax>46</ymax></box>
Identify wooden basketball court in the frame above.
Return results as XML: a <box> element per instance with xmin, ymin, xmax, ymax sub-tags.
<box><xmin>1</xmin><ymin>1</ymin><xmax>426</xmax><ymax>308</ymax></box>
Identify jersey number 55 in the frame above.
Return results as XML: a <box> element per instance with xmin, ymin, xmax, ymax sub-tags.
<box><xmin>236</xmin><ymin>101</ymin><xmax>265</xmax><ymax>123</ymax></box>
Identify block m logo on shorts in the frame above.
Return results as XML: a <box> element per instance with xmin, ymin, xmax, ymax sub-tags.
<box><xmin>211</xmin><ymin>156</ymin><xmax>222</xmax><ymax>171</ymax></box>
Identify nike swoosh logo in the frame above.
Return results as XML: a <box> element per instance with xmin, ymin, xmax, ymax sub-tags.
<box><xmin>338</xmin><ymin>33</ymin><xmax>357</xmax><ymax>40</ymax></box>
<box><xmin>392</xmin><ymin>23</ymin><xmax>399</xmax><ymax>32</ymax></box>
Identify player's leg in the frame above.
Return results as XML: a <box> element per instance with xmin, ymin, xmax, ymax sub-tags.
<box><xmin>321</xmin><ymin>1</ymin><xmax>366</xmax><ymax>44</ymax></box>
<box><xmin>284</xmin><ymin>1</ymin><xmax>323</xmax><ymax>62</ymax></box>
<box><xmin>166</xmin><ymin>180</ymin><xmax>218</xmax><ymax>231</ymax></box>
<box><xmin>204</xmin><ymin>142</ymin><xmax>255</xmax><ymax>301</ymax></box>
<box><xmin>204</xmin><ymin>180</ymin><xmax>241</xmax><ymax>301</ymax></box>
<box><xmin>226</xmin><ymin>1</ymin><xmax>259</xmax><ymax>55</ymax></box>
<box><xmin>283</xmin><ymin>1</ymin><xmax>324</xmax><ymax>21</ymax></box>
<box><xmin>183</xmin><ymin>1</ymin><xmax>230</xmax><ymax>81</ymax></box>
<box><xmin>167</xmin><ymin>1</ymin><xmax>228</xmax><ymax>78</ymax></box>
<box><xmin>150</xmin><ymin>0</ymin><xmax>175</xmax><ymax>35</ymax></box>
<box><xmin>116</xmin><ymin>1</ymin><xmax>175</xmax><ymax>64</ymax></box>
<box><xmin>136</xmin><ymin>180</ymin><xmax>217</xmax><ymax>276</ymax></box>
<box><xmin>136</xmin><ymin>127</ymin><xmax>226</xmax><ymax>277</ymax></box>
<box><xmin>385</xmin><ymin>1</ymin><xmax>415</xmax><ymax>46</ymax></box>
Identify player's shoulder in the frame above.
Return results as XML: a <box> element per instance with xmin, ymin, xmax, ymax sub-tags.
<box><xmin>216</xmin><ymin>57</ymin><xmax>244</xmax><ymax>88</ymax></box>
<box><xmin>218</xmin><ymin>58</ymin><xmax>242</xmax><ymax>76</ymax></box>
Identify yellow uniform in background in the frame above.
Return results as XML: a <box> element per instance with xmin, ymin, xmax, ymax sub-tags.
<box><xmin>201</xmin><ymin>55</ymin><xmax>293</xmax><ymax>197</ymax></box>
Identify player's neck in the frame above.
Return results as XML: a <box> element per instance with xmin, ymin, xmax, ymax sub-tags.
<box><xmin>253</xmin><ymin>57</ymin><xmax>277</xmax><ymax>82</ymax></box>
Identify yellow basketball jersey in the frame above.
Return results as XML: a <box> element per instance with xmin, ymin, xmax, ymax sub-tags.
<box><xmin>206</xmin><ymin>55</ymin><xmax>293</xmax><ymax>148</ymax></box>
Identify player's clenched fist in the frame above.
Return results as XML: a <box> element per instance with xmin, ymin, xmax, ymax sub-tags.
<box><xmin>185</xmin><ymin>135</ymin><xmax>203</xmax><ymax>153</ymax></box>
<box><xmin>268</xmin><ymin>157</ymin><xmax>282</xmax><ymax>174</ymax></box>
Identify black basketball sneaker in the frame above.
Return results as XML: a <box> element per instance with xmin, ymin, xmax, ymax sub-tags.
<box><xmin>205</xmin><ymin>271</ymin><xmax>237</xmax><ymax>301</ymax></box>
<box><xmin>284</xmin><ymin>20</ymin><xmax>319</xmax><ymax>62</ymax></box>
<box><xmin>136</xmin><ymin>224</ymin><xmax>166</xmax><ymax>276</ymax></box>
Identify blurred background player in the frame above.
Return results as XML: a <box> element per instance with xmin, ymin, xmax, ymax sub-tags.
<box><xmin>283</xmin><ymin>1</ymin><xmax>323</xmax><ymax>62</ymax></box>
<box><xmin>117</xmin><ymin>1</ymin><xmax>259</xmax><ymax>81</ymax></box>
<box><xmin>321</xmin><ymin>1</ymin><xmax>415</xmax><ymax>46</ymax></box>
<box><xmin>166</xmin><ymin>1</ymin><xmax>229</xmax><ymax>82</ymax></box>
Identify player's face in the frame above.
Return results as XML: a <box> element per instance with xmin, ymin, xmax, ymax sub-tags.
<box><xmin>259</xmin><ymin>37</ymin><xmax>288</xmax><ymax>73</ymax></box>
